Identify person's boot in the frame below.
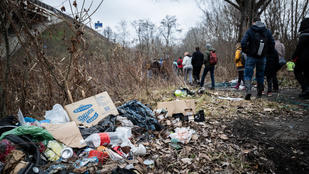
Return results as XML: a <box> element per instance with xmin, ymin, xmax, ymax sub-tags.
<box><xmin>299</xmin><ymin>87</ymin><xmax>309</xmax><ymax>97</ymax></box>
<box><xmin>244</xmin><ymin>79</ymin><xmax>251</xmax><ymax>100</ymax></box>
<box><xmin>232</xmin><ymin>83</ymin><xmax>240</xmax><ymax>90</ymax></box>
<box><xmin>257</xmin><ymin>83</ymin><xmax>264</xmax><ymax>98</ymax></box>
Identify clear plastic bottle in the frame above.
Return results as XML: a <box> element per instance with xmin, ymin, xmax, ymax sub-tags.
<box><xmin>80</xmin><ymin>132</ymin><xmax>122</xmax><ymax>148</ymax></box>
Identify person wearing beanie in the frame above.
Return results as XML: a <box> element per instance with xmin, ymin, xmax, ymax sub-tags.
<box><xmin>199</xmin><ymin>43</ymin><xmax>216</xmax><ymax>91</ymax></box>
<box><xmin>232</xmin><ymin>43</ymin><xmax>245</xmax><ymax>90</ymax></box>
<box><xmin>291</xmin><ymin>17</ymin><xmax>309</xmax><ymax>98</ymax></box>
<box><xmin>191</xmin><ymin>47</ymin><xmax>204</xmax><ymax>85</ymax></box>
<box><xmin>182</xmin><ymin>52</ymin><xmax>193</xmax><ymax>85</ymax></box>
<box><xmin>241</xmin><ymin>16</ymin><xmax>275</xmax><ymax>100</ymax></box>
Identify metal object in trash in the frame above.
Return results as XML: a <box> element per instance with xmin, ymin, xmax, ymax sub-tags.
<box><xmin>60</xmin><ymin>147</ymin><xmax>73</xmax><ymax>160</ymax></box>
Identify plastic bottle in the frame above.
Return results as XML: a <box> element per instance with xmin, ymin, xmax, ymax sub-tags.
<box><xmin>80</xmin><ymin>132</ymin><xmax>122</xmax><ymax>148</ymax></box>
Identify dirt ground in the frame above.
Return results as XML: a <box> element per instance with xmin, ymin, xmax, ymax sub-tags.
<box><xmin>221</xmin><ymin>87</ymin><xmax>309</xmax><ymax>173</ymax></box>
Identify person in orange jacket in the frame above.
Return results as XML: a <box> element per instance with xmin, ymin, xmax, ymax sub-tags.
<box><xmin>232</xmin><ymin>43</ymin><xmax>245</xmax><ymax>90</ymax></box>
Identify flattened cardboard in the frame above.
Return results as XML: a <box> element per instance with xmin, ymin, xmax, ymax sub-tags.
<box><xmin>157</xmin><ymin>99</ymin><xmax>196</xmax><ymax>116</ymax></box>
<box><xmin>42</xmin><ymin>122</ymin><xmax>85</xmax><ymax>148</ymax></box>
<box><xmin>64</xmin><ymin>92</ymin><xmax>118</xmax><ymax>127</ymax></box>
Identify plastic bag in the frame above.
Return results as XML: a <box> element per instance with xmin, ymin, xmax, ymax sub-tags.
<box><xmin>169</xmin><ymin>127</ymin><xmax>196</xmax><ymax>144</ymax></box>
<box><xmin>44</xmin><ymin>104</ymin><xmax>70</xmax><ymax>124</ymax></box>
<box><xmin>0</xmin><ymin>126</ymin><xmax>54</xmax><ymax>145</ymax></box>
<box><xmin>18</xmin><ymin>109</ymin><xmax>27</xmax><ymax>126</ymax></box>
<box><xmin>44</xmin><ymin>140</ymin><xmax>67</xmax><ymax>161</ymax></box>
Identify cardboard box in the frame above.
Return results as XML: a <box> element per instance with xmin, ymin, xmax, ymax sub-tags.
<box><xmin>157</xmin><ymin>99</ymin><xmax>196</xmax><ymax>116</ymax></box>
<box><xmin>42</xmin><ymin>122</ymin><xmax>86</xmax><ymax>148</ymax></box>
<box><xmin>64</xmin><ymin>92</ymin><xmax>118</xmax><ymax>127</ymax></box>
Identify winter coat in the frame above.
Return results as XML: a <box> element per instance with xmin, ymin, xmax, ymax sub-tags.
<box><xmin>291</xmin><ymin>18</ymin><xmax>309</xmax><ymax>62</ymax></box>
<box><xmin>191</xmin><ymin>51</ymin><xmax>204</xmax><ymax>67</ymax></box>
<box><xmin>241</xmin><ymin>21</ymin><xmax>275</xmax><ymax>58</ymax></box>
<box><xmin>182</xmin><ymin>56</ymin><xmax>193</xmax><ymax>69</ymax></box>
<box><xmin>264</xmin><ymin>49</ymin><xmax>280</xmax><ymax>77</ymax></box>
<box><xmin>204</xmin><ymin>47</ymin><xmax>216</xmax><ymax>67</ymax></box>
<box><xmin>177</xmin><ymin>59</ymin><xmax>184</xmax><ymax>68</ymax></box>
<box><xmin>234</xmin><ymin>47</ymin><xmax>245</xmax><ymax>69</ymax></box>
<box><xmin>274</xmin><ymin>40</ymin><xmax>285</xmax><ymax>59</ymax></box>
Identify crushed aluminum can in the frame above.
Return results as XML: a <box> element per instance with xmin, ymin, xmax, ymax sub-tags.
<box><xmin>60</xmin><ymin>147</ymin><xmax>73</xmax><ymax>160</ymax></box>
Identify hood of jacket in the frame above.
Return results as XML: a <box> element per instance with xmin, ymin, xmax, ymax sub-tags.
<box><xmin>299</xmin><ymin>18</ymin><xmax>309</xmax><ymax>32</ymax></box>
<box><xmin>207</xmin><ymin>47</ymin><xmax>215</xmax><ymax>52</ymax></box>
<box><xmin>251</xmin><ymin>21</ymin><xmax>266</xmax><ymax>32</ymax></box>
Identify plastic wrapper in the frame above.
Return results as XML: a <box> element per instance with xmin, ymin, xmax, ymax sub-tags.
<box><xmin>169</xmin><ymin>127</ymin><xmax>196</xmax><ymax>144</ymax></box>
<box><xmin>44</xmin><ymin>140</ymin><xmax>67</xmax><ymax>161</ymax></box>
<box><xmin>44</xmin><ymin>104</ymin><xmax>70</xmax><ymax>124</ymax></box>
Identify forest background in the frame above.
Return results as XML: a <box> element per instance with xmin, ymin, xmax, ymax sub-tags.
<box><xmin>0</xmin><ymin>0</ymin><xmax>308</xmax><ymax>118</ymax></box>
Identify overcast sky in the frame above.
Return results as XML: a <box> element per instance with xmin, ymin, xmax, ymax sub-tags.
<box><xmin>41</xmin><ymin>0</ymin><xmax>204</xmax><ymax>40</ymax></box>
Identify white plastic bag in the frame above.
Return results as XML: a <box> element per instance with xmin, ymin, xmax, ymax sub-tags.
<box><xmin>18</xmin><ymin>109</ymin><xmax>27</xmax><ymax>126</ymax></box>
<box><xmin>169</xmin><ymin>127</ymin><xmax>196</xmax><ymax>144</ymax></box>
<box><xmin>44</xmin><ymin>104</ymin><xmax>70</xmax><ymax>124</ymax></box>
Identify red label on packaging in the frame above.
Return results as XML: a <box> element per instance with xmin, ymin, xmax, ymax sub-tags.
<box><xmin>99</xmin><ymin>133</ymin><xmax>111</xmax><ymax>146</ymax></box>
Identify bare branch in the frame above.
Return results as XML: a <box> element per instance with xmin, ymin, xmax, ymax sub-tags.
<box><xmin>223</xmin><ymin>0</ymin><xmax>240</xmax><ymax>11</ymax></box>
<box><xmin>257</xmin><ymin>0</ymin><xmax>272</xmax><ymax>16</ymax></box>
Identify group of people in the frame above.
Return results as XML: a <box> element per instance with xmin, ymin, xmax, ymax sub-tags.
<box><xmin>172</xmin><ymin>16</ymin><xmax>309</xmax><ymax>100</ymax></box>
<box><xmin>235</xmin><ymin>16</ymin><xmax>309</xmax><ymax>100</ymax></box>
<box><xmin>173</xmin><ymin>45</ymin><xmax>216</xmax><ymax>91</ymax></box>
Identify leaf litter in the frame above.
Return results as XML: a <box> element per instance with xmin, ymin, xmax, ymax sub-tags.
<box><xmin>132</xmin><ymin>89</ymin><xmax>309</xmax><ymax>173</ymax></box>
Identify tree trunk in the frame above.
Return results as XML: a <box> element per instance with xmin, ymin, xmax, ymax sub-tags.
<box><xmin>0</xmin><ymin>13</ymin><xmax>10</xmax><ymax>118</ymax></box>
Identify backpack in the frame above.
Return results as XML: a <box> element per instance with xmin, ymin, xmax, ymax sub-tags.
<box><xmin>237</xmin><ymin>49</ymin><xmax>246</xmax><ymax>65</ymax></box>
<box><xmin>209</xmin><ymin>50</ymin><xmax>218</xmax><ymax>65</ymax></box>
<box><xmin>177</xmin><ymin>60</ymin><xmax>181</xmax><ymax>65</ymax></box>
<box><xmin>251</xmin><ymin>31</ymin><xmax>268</xmax><ymax>57</ymax></box>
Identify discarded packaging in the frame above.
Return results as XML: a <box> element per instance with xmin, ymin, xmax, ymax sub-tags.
<box><xmin>64</xmin><ymin>92</ymin><xmax>119</xmax><ymax>127</ymax></box>
<box><xmin>88</xmin><ymin>150</ymin><xmax>108</xmax><ymax>164</ymax></box>
<box><xmin>60</xmin><ymin>147</ymin><xmax>74</xmax><ymax>160</ymax></box>
<box><xmin>157</xmin><ymin>99</ymin><xmax>196</xmax><ymax>117</ymax></box>
<box><xmin>144</xmin><ymin>159</ymin><xmax>155</xmax><ymax>168</ymax></box>
<box><xmin>169</xmin><ymin>127</ymin><xmax>196</xmax><ymax>144</ymax></box>
<box><xmin>44</xmin><ymin>104</ymin><xmax>70</xmax><ymax>124</ymax></box>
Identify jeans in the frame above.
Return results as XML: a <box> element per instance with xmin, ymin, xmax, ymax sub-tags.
<box><xmin>244</xmin><ymin>56</ymin><xmax>266</xmax><ymax>84</ymax></box>
<box><xmin>200</xmin><ymin>66</ymin><xmax>215</xmax><ymax>88</ymax></box>
<box><xmin>184</xmin><ymin>67</ymin><xmax>193</xmax><ymax>84</ymax></box>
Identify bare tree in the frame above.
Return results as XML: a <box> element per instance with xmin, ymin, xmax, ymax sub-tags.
<box><xmin>132</xmin><ymin>19</ymin><xmax>156</xmax><ymax>58</ymax></box>
<box><xmin>116</xmin><ymin>20</ymin><xmax>130</xmax><ymax>47</ymax></box>
<box><xmin>103</xmin><ymin>26</ymin><xmax>113</xmax><ymax>41</ymax></box>
<box><xmin>159</xmin><ymin>15</ymin><xmax>182</xmax><ymax>48</ymax></box>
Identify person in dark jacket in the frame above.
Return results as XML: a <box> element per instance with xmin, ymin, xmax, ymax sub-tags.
<box><xmin>199</xmin><ymin>44</ymin><xmax>216</xmax><ymax>92</ymax></box>
<box><xmin>241</xmin><ymin>16</ymin><xmax>275</xmax><ymax>100</ymax></box>
<box><xmin>264</xmin><ymin>49</ymin><xmax>280</xmax><ymax>96</ymax></box>
<box><xmin>191</xmin><ymin>47</ymin><xmax>204</xmax><ymax>84</ymax></box>
<box><xmin>291</xmin><ymin>17</ymin><xmax>309</xmax><ymax>98</ymax></box>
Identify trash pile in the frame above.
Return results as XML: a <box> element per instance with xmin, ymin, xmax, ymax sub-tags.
<box><xmin>0</xmin><ymin>91</ymin><xmax>208</xmax><ymax>174</ymax></box>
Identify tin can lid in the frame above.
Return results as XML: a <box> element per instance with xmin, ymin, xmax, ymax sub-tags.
<box><xmin>61</xmin><ymin>147</ymin><xmax>73</xmax><ymax>159</ymax></box>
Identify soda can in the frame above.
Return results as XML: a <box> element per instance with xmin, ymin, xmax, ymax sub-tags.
<box><xmin>61</xmin><ymin>147</ymin><xmax>74</xmax><ymax>160</ymax></box>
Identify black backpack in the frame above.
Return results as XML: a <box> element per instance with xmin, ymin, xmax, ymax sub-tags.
<box><xmin>251</xmin><ymin>31</ymin><xmax>268</xmax><ymax>57</ymax></box>
<box><xmin>237</xmin><ymin>49</ymin><xmax>246</xmax><ymax>65</ymax></box>
<box><xmin>177</xmin><ymin>60</ymin><xmax>181</xmax><ymax>65</ymax></box>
